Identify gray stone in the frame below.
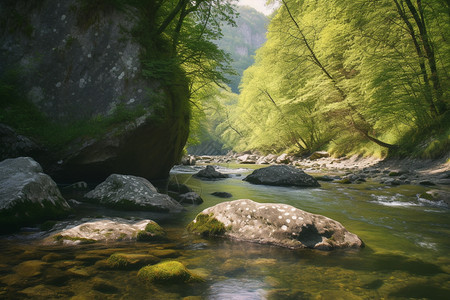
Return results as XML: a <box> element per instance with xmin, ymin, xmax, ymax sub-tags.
<box><xmin>211</xmin><ymin>192</ymin><xmax>233</xmax><ymax>198</ymax></box>
<box><xmin>187</xmin><ymin>199</ymin><xmax>363</xmax><ymax>250</ymax></box>
<box><xmin>309</xmin><ymin>151</ymin><xmax>330</xmax><ymax>160</ymax></box>
<box><xmin>47</xmin><ymin>218</ymin><xmax>160</xmax><ymax>245</ymax></box>
<box><xmin>418</xmin><ymin>190</ymin><xmax>450</xmax><ymax>206</ymax></box>
<box><xmin>244</xmin><ymin>165</ymin><xmax>320</xmax><ymax>187</ymax></box>
<box><xmin>193</xmin><ymin>165</ymin><xmax>229</xmax><ymax>180</ymax></box>
<box><xmin>84</xmin><ymin>174</ymin><xmax>183</xmax><ymax>212</ymax></box>
<box><xmin>276</xmin><ymin>153</ymin><xmax>291</xmax><ymax>164</ymax></box>
<box><xmin>237</xmin><ymin>154</ymin><xmax>257</xmax><ymax>164</ymax></box>
<box><xmin>0</xmin><ymin>157</ymin><xmax>71</xmax><ymax>233</ymax></box>
<box><xmin>178</xmin><ymin>192</ymin><xmax>203</xmax><ymax>205</ymax></box>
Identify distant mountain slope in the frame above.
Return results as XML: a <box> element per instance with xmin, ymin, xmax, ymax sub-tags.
<box><xmin>217</xmin><ymin>6</ymin><xmax>269</xmax><ymax>93</ymax></box>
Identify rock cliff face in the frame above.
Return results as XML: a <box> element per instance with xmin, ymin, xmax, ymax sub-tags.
<box><xmin>0</xmin><ymin>1</ymin><xmax>190</xmax><ymax>182</ymax></box>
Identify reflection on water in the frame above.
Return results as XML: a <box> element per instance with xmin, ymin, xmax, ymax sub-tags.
<box><xmin>0</xmin><ymin>164</ymin><xmax>449</xmax><ymax>299</ymax></box>
<box><xmin>207</xmin><ymin>279</ymin><xmax>267</xmax><ymax>300</ymax></box>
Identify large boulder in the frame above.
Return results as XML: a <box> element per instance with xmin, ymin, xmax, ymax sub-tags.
<box><xmin>193</xmin><ymin>165</ymin><xmax>229</xmax><ymax>180</ymax></box>
<box><xmin>187</xmin><ymin>199</ymin><xmax>363</xmax><ymax>250</ymax></box>
<box><xmin>47</xmin><ymin>218</ymin><xmax>163</xmax><ymax>245</ymax></box>
<box><xmin>0</xmin><ymin>1</ymin><xmax>190</xmax><ymax>182</ymax></box>
<box><xmin>83</xmin><ymin>174</ymin><xmax>183</xmax><ymax>212</ymax></box>
<box><xmin>243</xmin><ymin>165</ymin><xmax>320</xmax><ymax>187</ymax></box>
<box><xmin>0</xmin><ymin>157</ymin><xmax>71</xmax><ymax>233</ymax></box>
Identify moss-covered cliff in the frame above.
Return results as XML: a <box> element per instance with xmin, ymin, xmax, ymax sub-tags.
<box><xmin>0</xmin><ymin>0</ymin><xmax>191</xmax><ymax>182</ymax></box>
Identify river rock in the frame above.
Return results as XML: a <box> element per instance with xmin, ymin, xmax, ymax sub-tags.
<box><xmin>48</xmin><ymin>218</ymin><xmax>161</xmax><ymax>245</ymax></box>
<box><xmin>187</xmin><ymin>199</ymin><xmax>363</xmax><ymax>250</ymax></box>
<box><xmin>193</xmin><ymin>165</ymin><xmax>229</xmax><ymax>180</ymax></box>
<box><xmin>137</xmin><ymin>261</ymin><xmax>204</xmax><ymax>283</ymax></box>
<box><xmin>276</xmin><ymin>153</ymin><xmax>291</xmax><ymax>164</ymax></box>
<box><xmin>84</xmin><ymin>174</ymin><xmax>183</xmax><ymax>212</ymax></box>
<box><xmin>243</xmin><ymin>165</ymin><xmax>320</xmax><ymax>187</ymax></box>
<box><xmin>237</xmin><ymin>154</ymin><xmax>258</xmax><ymax>164</ymax></box>
<box><xmin>309</xmin><ymin>151</ymin><xmax>330</xmax><ymax>160</ymax></box>
<box><xmin>211</xmin><ymin>192</ymin><xmax>233</xmax><ymax>198</ymax></box>
<box><xmin>0</xmin><ymin>157</ymin><xmax>71</xmax><ymax>233</ymax></box>
<box><xmin>181</xmin><ymin>155</ymin><xmax>196</xmax><ymax>166</ymax></box>
<box><xmin>418</xmin><ymin>190</ymin><xmax>450</xmax><ymax>206</ymax></box>
<box><xmin>178</xmin><ymin>192</ymin><xmax>203</xmax><ymax>205</ymax></box>
<box><xmin>257</xmin><ymin>154</ymin><xmax>278</xmax><ymax>164</ymax></box>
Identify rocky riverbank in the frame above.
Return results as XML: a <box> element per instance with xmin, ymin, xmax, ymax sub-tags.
<box><xmin>185</xmin><ymin>152</ymin><xmax>450</xmax><ymax>186</ymax></box>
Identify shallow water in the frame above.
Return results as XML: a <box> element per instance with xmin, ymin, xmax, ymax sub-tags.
<box><xmin>1</xmin><ymin>164</ymin><xmax>449</xmax><ymax>299</ymax></box>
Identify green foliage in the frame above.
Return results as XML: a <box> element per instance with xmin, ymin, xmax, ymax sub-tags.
<box><xmin>0</xmin><ymin>74</ymin><xmax>148</xmax><ymax>150</ymax></box>
<box><xmin>186</xmin><ymin>213</ymin><xmax>227</xmax><ymax>237</ymax></box>
<box><xmin>224</xmin><ymin>0</ymin><xmax>450</xmax><ymax>158</ymax></box>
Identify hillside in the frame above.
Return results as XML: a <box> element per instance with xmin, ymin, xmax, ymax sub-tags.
<box><xmin>216</xmin><ymin>6</ymin><xmax>269</xmax><ymax>93</ymax></box>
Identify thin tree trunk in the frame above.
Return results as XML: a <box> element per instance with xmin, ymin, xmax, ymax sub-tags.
<box><xmin>393</xmin><ymin>0</ymin><xmax>438</xmax><ymax>117</ymax></box>
<box><xmin>404</xmin><ymin>0</ymin><xmax>446</xmax><ymax>114</ymax></box>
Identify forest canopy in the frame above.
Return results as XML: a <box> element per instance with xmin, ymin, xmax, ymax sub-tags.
<box><xmin>211</xmin><ymin>0</ymin><xmax>449</xmax><ymax>158</ymax></box>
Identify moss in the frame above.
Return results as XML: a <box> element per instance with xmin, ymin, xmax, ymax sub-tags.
<box><xmin>107</xmin><ymin>253</ymin><xmax>160</xmax><ymax>269</ymax></box>
<box><xmin>136</xmin><ymin>221</ymin><xmax>166</xmax><ymax>242</ymax></box>
<box><xmin>186</xmin><ymin>213</ymin><xmax>227</xmax><ymax>237</ymax></box>
<box><xmin>0</xmin><ymin>74</ymin><xmax>148</xmax><ymax>151</ymax></box>
<box><xmin>137</xmin><ymin>261</ymin><xmax>204</xmax><ymax>284</ymax></box>
<box><xmin>52</xmin><ymin>234</ymin><xmax>96</xmax><ymax>244</ymax></box>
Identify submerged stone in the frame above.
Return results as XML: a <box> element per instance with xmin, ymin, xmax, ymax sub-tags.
<box><xmin>243</xmin><ymin>165</ymin><xmax>320</xmax><ymax>187</ymax></box>
<box><xmin>187</xmin><ymin>199</ymin><xmax>363</xmax><ymax>250</ymax></box>
<box><xmin>137</xmin><ymin>261</ymin><xmax>204</xmax><ymax>283</ymax></box>
<box><xmin>84</xmin><ymin>174</ymin><xmax>183</xmax><ymax>212</ymax></box>
<box><xmin>107</xmin><ymin>253</ymin><xmax>160</xmax><ymax>270</ymax></box>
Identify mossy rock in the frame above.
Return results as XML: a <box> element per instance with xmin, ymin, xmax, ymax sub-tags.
<box><xmin>137</xmin><ymin>261</ymin><xmax>204</xmax><ymax>284</ymax></box>
<box><xmin>136</xmin><ymin>221</ymin><xmax>167</xmax><ymax>242</ymax></box>
<box><xmin>52</xmin><ymin>234</ymin><xmax>96</xmax><ymax>245</ymax></box>
<box><xmin>186</xmin><ymin>213</ymin><xmax>227</xmax><ymax>237</ymax></box>
<box><xmin>107</xmin><ymin>253</ymin><xmax>160</xmax><ymax>270</ymax></box>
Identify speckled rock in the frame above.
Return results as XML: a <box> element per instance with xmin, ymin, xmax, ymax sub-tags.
<box><xmin>0</xmin><ymin>157</ymin><xmax>71</xmax><ymax>233</ymax></box>
<box><xmin>244</xmin><ymin>165</ymin><xmax>320</xmax><ymax>187</ymax></box>
<box><xmin>48</xmin><ymin>218</ymin><xmax>161</xmax><ymax>245</ymax></box>
<box><xmin>84</xmin><ymin>174</ymin><xmax>183</xmax><ymax>212</ymax></box>
<box><xmin>187</xmin><ymin>199</ymin><xmax>363</xmax><ymax>250</ymax></box>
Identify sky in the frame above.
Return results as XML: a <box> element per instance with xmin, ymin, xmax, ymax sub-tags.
<box><xmin>237</xmin><ymin>0</ymin><xmax>279</xmax><ymax>16</ymax></box>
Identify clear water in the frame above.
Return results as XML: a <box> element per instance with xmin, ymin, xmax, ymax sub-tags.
<box><xmin>0</xmin><ymin>164</ymin><xmax>449</xmax><ymax>299</ymax></box>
